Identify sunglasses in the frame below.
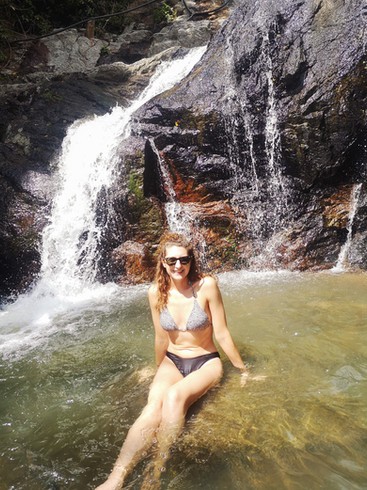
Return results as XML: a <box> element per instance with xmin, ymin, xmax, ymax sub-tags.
<box><xmin>164</xmin><ymin>256</ymin><xmax>192</xmax><ymax>266</ymax></box>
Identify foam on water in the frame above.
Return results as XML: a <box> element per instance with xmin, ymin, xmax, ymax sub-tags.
<box><xmin>0</xmin><ymin>282</ymin><xmax>132</xmax><ymax>359</ymax></box>
<box><xmin>218</xmin><ymin>268</ymin><xmax>298</xmax><ymax>290</ymax></box>
<box><xmin>0</xmin><ymin>47</ymin><xmax>207</xmax><ymax>360</ymax></box>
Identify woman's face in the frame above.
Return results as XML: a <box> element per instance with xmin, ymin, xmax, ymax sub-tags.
<box><xmin>162</xmin><ymin>245</ymin><xmax>192</xmax><ymax>281</ymax></box>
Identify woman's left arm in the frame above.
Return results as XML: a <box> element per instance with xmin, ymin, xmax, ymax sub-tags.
<box><xmin>205</xmin><ymin>276</ymin><xmax>248</xmax><ymax>374</ymax></box>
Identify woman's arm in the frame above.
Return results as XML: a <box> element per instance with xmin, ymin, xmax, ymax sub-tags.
<box><xmin>148</xmin><ymin>285</ymin><xmax>169</xmax><ymax>367</ymax></box>
<box><xmin>204</xmin><ymin>276</ymin><xmax>248</xmax><ymax>373</ymax></box>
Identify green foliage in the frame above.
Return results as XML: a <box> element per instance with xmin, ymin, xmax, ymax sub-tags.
<box><xmin>153</xmin><ymin>1</ymin><xmax>177</xmax><ymax>23</ymax></box>
<box><xmin>128</xmin><ymin>171</ymin><xmax>144</xmax><ymax>201</ymax></box>
<box><xmin>128</xmin><ymin>171</ymin><xmax>146</xmax><ymax>221</ymax></box>
<box><xmin>0</xmin><ymin>0</ymin><xmax>132</xmax><ymax>38</ymax></box>
<box><xmin>127</xmin><ymin>170</ymin><xmax>164</xmax><ymax>240</ymax></box>
<box><xmin>41</xmin><ymin>89</ymin><xmax>63</xmax><ymax>102</ymax></box>
<box><xmin>0</xmin><ymin>0</ymin><xmax>135</xmax><ymax>66</ymax></box>
<box><xmin>100</xmin><ymin>45</ymin><xmax>110</xmax><ymax>57</ymax></box>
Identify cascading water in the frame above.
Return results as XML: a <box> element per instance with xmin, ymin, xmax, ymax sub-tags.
<box><xmin>224</xmin><ymin>27</ymin><xmax>292</xmax><ymax>269</ymax></box>
<box><xmin>40</xmin><ymin>109</ymin><xmax>127</xmax><ymax>294</ymax></box>
<box><xmin>263</xmin><ymin>41</ymin><xmax>290</xmax><ymax>223</ymax></box>
<box><xmin>0</xmin><ymin>46</ymin><xmax>206</xmax><ymax>358</ymax></box>
<box><xmin>332</xmin><ymin>183</ymin><xmax>363</xmax><ymax>272</ymax></box>
<box><xmin>41</xmin><ymin>46</ymin><xmax>206</xmax><ymax>296</ymax></box>
<box><xmin>148</xmin><ymin>139</ymin><xmax>189</xmax><ymax>234</ymax></box>
<box><xmin>149</xmin><ymin>139</ymin><xmax>209</xmax><ymax>261</ymax></box>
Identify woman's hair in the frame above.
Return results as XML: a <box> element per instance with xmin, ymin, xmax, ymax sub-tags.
<box><xmin>154</xmin><ymin>232</ymin><xmax>202</xmax><ymax>311</ymax></box>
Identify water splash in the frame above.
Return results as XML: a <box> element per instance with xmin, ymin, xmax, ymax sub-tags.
<box><xmin>332</xmin><ymin>183</ymin><xmax>363</xmax><ymax>272</ymax></box>
<box><xmin>0</xmin><ymin>47</ymin><xmax>206</xmax><ymax>358</ymax></box>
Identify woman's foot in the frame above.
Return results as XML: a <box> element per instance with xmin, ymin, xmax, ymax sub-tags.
<box><xmin>95</xmin><ymin>467</ymin><xmax>127</xmax><ymax>490</ymax></box>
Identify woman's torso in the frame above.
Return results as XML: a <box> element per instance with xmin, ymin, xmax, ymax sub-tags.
<box><xmin>160</xmin><ymin>279</ymin><xmax>217</xmax><ymax>358</ymax></box>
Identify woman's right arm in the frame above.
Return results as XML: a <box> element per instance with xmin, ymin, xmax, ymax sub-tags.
<box><xmin>148</xmin><ymin>285</ymin><xmax>169</xmax><ymax>367</ymax></box>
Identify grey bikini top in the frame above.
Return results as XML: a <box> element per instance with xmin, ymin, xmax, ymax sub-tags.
<box><xmin>160</xmin><ymin>287</ymin><xmax>211</xmax><ymax>332</ymax></box>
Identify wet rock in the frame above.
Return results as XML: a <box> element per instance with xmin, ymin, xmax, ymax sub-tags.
<box><xmin>111</xmin><ymin>240</ymin><xmax>155</xmax><ymax>283</ymax></box>
<box><xmin>127</xmin><ymin>0</ymin><xmax>367</xmax><ymax>271</ymax></box>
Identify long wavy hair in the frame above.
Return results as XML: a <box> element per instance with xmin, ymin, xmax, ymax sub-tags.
<box><xmin>154</xmin><ymin>232</ymin><xmax>202</xmax><ymax>311</ymax></box>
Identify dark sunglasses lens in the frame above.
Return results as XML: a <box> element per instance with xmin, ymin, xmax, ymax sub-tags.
<box><xmin>165</xmin><ymin>256</ymin><xmax>191</xmax><ymax>265</ymax></box>
<box><xmin>165</xmin><ymin>258</ymin><xmax>176</xmax><ymax>265</ymax></box>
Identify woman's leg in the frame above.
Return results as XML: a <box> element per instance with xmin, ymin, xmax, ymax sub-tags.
<box><xmin>95</xmin><ymin>358</ymin><xmax>183</xmax><ymax>490</ymax></box>
<box><xmin>162</xmin><ymin>356</ymin><xmax>223</xmax><ymax>425</ymax></box>
<box><xmin>141</xmin><ymin>357</ymin><xmax>223</xmax><ymax>488</ymax></box>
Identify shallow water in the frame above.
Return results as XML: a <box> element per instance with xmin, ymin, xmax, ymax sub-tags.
<box><xmin>0</xmin><ymin>271</ymin><xmax>366</xmax><ymax>489</ymax></box>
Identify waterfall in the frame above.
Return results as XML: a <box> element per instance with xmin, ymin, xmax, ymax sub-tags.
<box><xmin>225</xmin><ymin>29</ymin><xmax>291</xmax><ymax>267</ymax></box>
<box><xmin>263</xmin><ymin>46</ymin><xmax>289</xmax><ymax>222</ymax></box>
<box><xmin>149</xmin><ymin>139</ymin><xmax>209</xmax><ymax>261</ymax></box>
<box><xmin>333</xmin><ymin>183</ymin><xmax>363</xmax><ymax>272</ymax></box>
<box><xmin>40</xmin><ymin>108</ymin><xmax>126</xmax><ymax>293</ymax></box>
<box><xmin>151</xmin><ymin>139</ymin><xmax>194</xmax><ymax>234</ymax></box>
<box><xmin>0</xmin><ymin>46</ymin><xmax>206</xmax><ymax>356</ymax></box>
<box><xmin>39</xmin><ymin>46</ymin><xmax>206</xmax><ymax>297</ymax></box>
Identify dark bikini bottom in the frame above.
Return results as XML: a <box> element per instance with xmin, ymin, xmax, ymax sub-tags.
<box><xmin>166</xmin><ymin>351</ymin><xmax>220</xmax><ymax>377</ymax></box>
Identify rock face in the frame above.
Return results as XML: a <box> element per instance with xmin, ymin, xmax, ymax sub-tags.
<box><xmin>119</xmin><ymin>0</ymin><xmax>367</xmax><ymax>273</ymax></box>
<box><xmin>0</xmin><ymin>0</ymin><xmax>366</xmax><ymax>298</ymax></box>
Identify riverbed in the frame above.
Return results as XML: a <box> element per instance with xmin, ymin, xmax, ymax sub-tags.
<box><xmin>0</xmin><ymin>271</ymin><xmax>366</xmax><ymax>489</ymax></box>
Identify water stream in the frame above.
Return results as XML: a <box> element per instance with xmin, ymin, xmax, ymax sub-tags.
<box><xmin>0</xmin><ymin>47</ymin><xmax>206</xmax><ymax>358</ymax></box>
<box><xmin>149</xmin><ymin>138</ymin><xmax>194</xmax><ymax>235</ymax></box>
<box><xmin>149</xmin><ymin>139</ymin><xmax>209</xmax><ymax>261</ymax></box>
<box><xmin>224</xmin><ymin>29</ymin><xmax>292</xmax><ymax>258</ymax></box>
<box><xmin>333</xmin><ymin>183</ymin><xmax>363</xmax><ymax>272</ymax></box>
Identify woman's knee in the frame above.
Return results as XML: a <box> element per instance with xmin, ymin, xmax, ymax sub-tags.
<box><xmin>162</xmin><ymin>386</ymin><xmax>185</xmax><ymax>414</ymax></box>
<box><xmin>139</xmin><ymin>399</ymin><xmax>162</xmax><ymax>425</ymax></box>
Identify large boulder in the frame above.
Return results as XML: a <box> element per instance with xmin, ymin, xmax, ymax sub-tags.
<box><xmin>118</xmin><ymin>0</ymin><xmax>367</xmax><ymax>271</ymax></box>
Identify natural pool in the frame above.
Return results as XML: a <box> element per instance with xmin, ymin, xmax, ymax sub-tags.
<box><xmin>0</xmin><ymin>271</ymin><xmax>366</xmax><ymax>489</ymax></box>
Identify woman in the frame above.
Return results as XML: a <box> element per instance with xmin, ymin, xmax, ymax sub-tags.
<box><xmin>96</xmin><ymin>232</ymin><xmax>249</xmax><ymax>489</ymax></box>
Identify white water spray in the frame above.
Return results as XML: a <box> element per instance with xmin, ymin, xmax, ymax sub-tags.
<box><xmin>333</xmin><ymin>183</ymin><xmax>362</xmax><ymax>272</ymax></box>
<box><xmin>40</xmin><ymin>46</ymin><xmax>206</xmax><ymax>296</ymax></box>
<box><xmin>0</xmin><ymin>47</ymin><xmax>206</xmax><ymax>357</ymax></box>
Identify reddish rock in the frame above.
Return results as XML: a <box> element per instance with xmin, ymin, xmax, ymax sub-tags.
<box><xmin>111</xmin><ymin>240</ymin><xmax>155</xmax><ymax>284</ymax></box>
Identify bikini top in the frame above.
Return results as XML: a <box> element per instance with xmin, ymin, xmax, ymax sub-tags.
<box><xmin>160</xmin><ymin>287</ymin><xmax>211</xmax><ymax>332</ymax></box>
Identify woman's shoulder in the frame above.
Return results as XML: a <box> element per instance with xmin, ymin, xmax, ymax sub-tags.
<box><xmin>194</xmin><ymin>275</ymin><xmax>219</xmax><ymax>293</ymax></box>
<box><xmin>148</xmin><ymin>282</ymin><xmax>158</xmax><ymax>292</ymax></box>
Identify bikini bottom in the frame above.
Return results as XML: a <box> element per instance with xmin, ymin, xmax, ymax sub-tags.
<box><xmin>166</xmin><ymin>351</ymin><xmax>220</xmax><ymax>377</ymax></box>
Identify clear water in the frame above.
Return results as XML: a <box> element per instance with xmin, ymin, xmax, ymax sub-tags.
<box><xmin>1</xmin><ymin>271</ymin><xmax>366</xmax><ymax>489</ymax></box>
